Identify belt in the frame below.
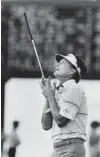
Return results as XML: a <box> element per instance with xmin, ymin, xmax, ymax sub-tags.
<box><xmin>53</xmin><ymin>138</ymin><xmax>84</xmax><ymax>149</ymax></box>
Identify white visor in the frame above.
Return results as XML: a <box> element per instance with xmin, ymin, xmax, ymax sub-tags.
<box><xmin>56</xmin><ymin>53</ymin><xmax>81</xmax><ymax>77</ymax></box>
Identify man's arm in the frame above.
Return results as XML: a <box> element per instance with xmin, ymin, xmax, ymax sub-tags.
<box><xmin>41</xmin><ymin>78</ymin><xmax>70</xmax><ymax>128</ymax></box>
<box><xmin>47</xmin><ymin>96</ymin><xmax>70</xmax><ymax>128</ymax></box>
<box><xmin>41</xmin><ymin>99</ymin><xmax>53</xmax><ymax>130</ymax></box>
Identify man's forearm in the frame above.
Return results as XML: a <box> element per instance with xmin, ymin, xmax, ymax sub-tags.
<box><xmin>47</xmin><ymin>96</ymin><xmax>70</xmax><ymax>127</ymax></box>
<box><xmin>41</xmin><ymin>99</ymin><xmax>53</xmax><ymax>130</ymax></box>
<box><xmin>47</xmin><ymin>96</ymin><xmax>60</xmax><ymax>120</ymax></box>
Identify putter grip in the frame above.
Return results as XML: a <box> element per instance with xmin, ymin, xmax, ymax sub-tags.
<box><xmin>42</xmin><ymin>77</ymin><xmax>45</xmax><ymax>86</ymax></box>
<box><xmin>24</xmin><ymin>13</ymin><xmax>33</xmax><ymax>40</ymax></box>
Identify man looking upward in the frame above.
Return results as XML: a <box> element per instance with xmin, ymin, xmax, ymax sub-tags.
<box><xmin>41</xmin><ymin>53</ymin><xmax>88</xmax><ymax>157</ymax></box>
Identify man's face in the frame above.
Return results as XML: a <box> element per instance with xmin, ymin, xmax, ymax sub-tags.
<box><xmin>54</xmin><ymin>58</ymin><xmax>73</xmax><ymax>78</ymax></box>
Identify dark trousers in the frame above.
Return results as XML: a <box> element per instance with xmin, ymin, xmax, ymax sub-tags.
<box><xmin>8</xmin><ymin>147</ymin><xmax>16</xmax><ymax>157</ymax></box>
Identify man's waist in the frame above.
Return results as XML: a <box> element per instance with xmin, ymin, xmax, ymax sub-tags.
<box><xmin>53</xmin><ymin>138</ymin><xmax>85</xmax><ymax>149</ymax></box>
<box><xmin>52</xmin><ymin>132</ymin><xmax>87</xmax><ymax>140</ymax></box>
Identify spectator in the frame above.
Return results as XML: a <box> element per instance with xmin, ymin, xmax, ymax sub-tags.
<box><xmin>89</xmin><ymin>121</ymin><xmax>100</xmax><ymax>157</ymax></box>
<box><xmin>3</xmin><ymin>121</ymin><xmax>21</xmax><ymax>157</ymax></box>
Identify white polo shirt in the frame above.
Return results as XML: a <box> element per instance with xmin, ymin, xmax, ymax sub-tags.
<box><xmin>51</xmin><ymin>79</ymin><xmax>88</xmax><ymax>143</ymax></box>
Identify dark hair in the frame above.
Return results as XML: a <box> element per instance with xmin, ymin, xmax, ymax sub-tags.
<box><xmin>71</xmin><ymin>55</ymin><xmax>87</xmax><ymax>83</ymax></box>
<box><xmin>13</xmin><ymin>121</ymin><xmax>19</xmax><ymax>129</ymax></box>
<box><xmin>91</xmin><ymin>121</ymin><xmax>100</xmax><ymax>129</ymax></box>
<box><xmin>71</xmin><ymin>70</ymin><xmax>80</xmax><ymax>83</ymax></box>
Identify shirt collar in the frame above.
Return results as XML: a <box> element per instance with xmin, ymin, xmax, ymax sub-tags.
<box><xmin>63</xmin><ymin>79</ymin><xmax>75</xmax><ymax>88</ymax></box>
<box><xmin>56</xmin><ymin>79</ymin><xmax>75</xmax><ymax>89</ymax></box>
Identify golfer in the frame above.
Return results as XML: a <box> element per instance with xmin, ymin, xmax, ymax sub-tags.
<box><xmin>40</xmin><ymin>53</ymin><xmax>88</xmax><ymax>157</ymax></box>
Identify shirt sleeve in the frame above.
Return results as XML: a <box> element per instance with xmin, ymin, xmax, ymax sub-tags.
<box><xmin>44</xmin><ymin>108</ymin><xmax>51</xmax><ymax>113</ymax></box>
<box><xmin>59</xmin><ymin>85</ymin><xmax>82</xmax><ymax>120</ymax></box>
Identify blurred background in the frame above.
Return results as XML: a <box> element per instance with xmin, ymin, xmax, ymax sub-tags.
<box><xmin>1</xmin><ymin>0</ymin><xmax>100</xmax><ymax>157</ymax></box>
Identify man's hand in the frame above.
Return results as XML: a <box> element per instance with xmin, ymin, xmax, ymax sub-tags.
<box><xmin>40</xmin><ymin>77</ymin><xmax>55</xmax><ymax>98</ymax></box>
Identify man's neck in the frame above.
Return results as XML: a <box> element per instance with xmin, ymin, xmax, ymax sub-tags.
<box><xmin>57</xmin><ymin>77</ymin><xmax>71</xmax><ymax>85</ymax></box>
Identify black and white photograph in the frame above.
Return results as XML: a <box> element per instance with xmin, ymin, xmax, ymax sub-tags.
<box><xmin>1</xmin><ymin>0</ymin><xmax>100</xmax><ymax>157</ymax></box>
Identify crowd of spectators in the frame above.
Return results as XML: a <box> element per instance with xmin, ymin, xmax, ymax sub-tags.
<box><xmin>1</xmin><ymin>3</ymin><xmax>100</xmax><ymax>74</ymax></box>
<box><xmin>2</xmin><ymin>4</ymin><xmax>87</xmax><ymax>72</ymax></box>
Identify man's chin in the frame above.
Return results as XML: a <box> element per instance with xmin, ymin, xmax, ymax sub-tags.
<box><xmin>54</xmin><ymin>71</ymin><xmax>60</xmax><ymax>78</ymax></box>
<box><xmin>53</xmin><ymin>71</ymin><xmax>56</xmax><ymax>77</ymax></box>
